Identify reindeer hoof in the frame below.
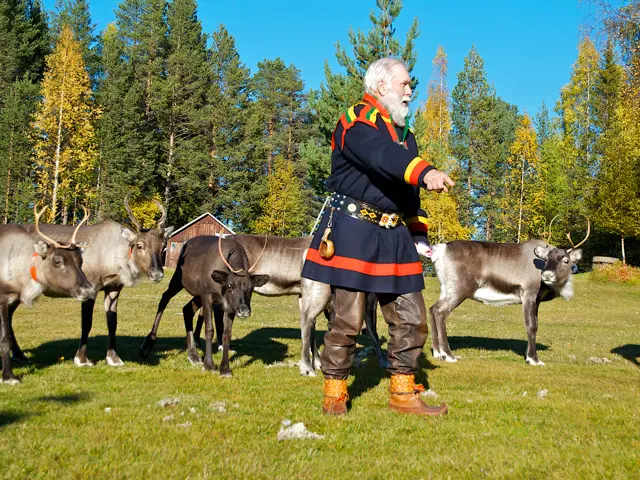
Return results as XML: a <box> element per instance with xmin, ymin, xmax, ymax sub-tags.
<box><xmin>444</xmin><ymin>355</ymin><xmax>459</xmax><ymax>363</ymax></box>
<box><xmin>106</xmin><ymin>351</ymin><xmax>124</xmax><ymax>367</ymax></box>
<box><xmin>526</xmin><ymin>357</ymin><xmax>545</xmax><ymax>366</ymax></box>
<box><xmin>1</xmin><ymin>377</ymin><xmax>20</xmax><ymax>385</ymax></box>
<box><xmin>74</xmin><ymin>356</ymin><xmax>94</xmax><ymax>367</ymax></box>
<box><xmin>220</xmin><ymin>371</ymin><xmax>233</xmax><ymax>378</ymax></box>
<box><xmin>300</xmin><ymin>365</ymin><xmax>317</xmax><ymax>376</ymax></box>
<box><xmin>188</xmin><ymin>354</ymin><xmax>203</xmax><ymax>366</ymax></box>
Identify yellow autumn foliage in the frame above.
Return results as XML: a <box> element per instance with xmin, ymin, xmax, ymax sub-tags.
<box><xmin>32</xmin><ymin>25</ymin><xmax>101</xmax><ymax>222</ymax></box>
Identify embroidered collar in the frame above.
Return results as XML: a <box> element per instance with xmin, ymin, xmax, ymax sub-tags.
<box><xmin>362</xmin><ymin>93</ymin><xmax>410</xmax><ymax>144</ymax></box>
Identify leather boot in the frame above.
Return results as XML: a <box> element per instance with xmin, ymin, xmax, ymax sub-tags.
<box><xmin>389</xmin><ymin>374</ymin><xmax>447</xmax><ymax>416</ymax></box>
<box><xmin>323</xmin><ymin>379</ymin><xmax>349</xmax><ymax>415</ymax></box>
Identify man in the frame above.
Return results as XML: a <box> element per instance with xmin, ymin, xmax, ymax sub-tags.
<box><xmin>301</xmin><ymin>57</ymin><xmax>454</xmax><ymax>416</ymax></box>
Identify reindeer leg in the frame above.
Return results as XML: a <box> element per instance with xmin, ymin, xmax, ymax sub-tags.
<box><xmin>183</xmin><ymin>297</ymin><xmax>203</xmax><ymax>365</ymax></box>
<box><xmin>0</xmin><ymin>301</ymin><xmax>19</xmax><ymax>384</ymax></box>
<box><xmin>193</xmin><ymin>310</ymin><xmax>203</xmax><ymax>350</ymax></box>
<box><xmin>8</xmin><ymin>302</ymin><xmax>29</xmax><ymax>364</ymax></box>
<box><xmin>75</xmin><ymin>296</ymin><xmax>96</xmax><ymax>366</ymax></box>
<box><xmin>219</xmin><ymin>311</ymin><xmax>235</xmax><ymax>378</ymax></box>
<box><xmin>213</xmin><ymin>304</ymin><xmax>225</xmax><ymax>352</ymax></box>
<box><xmin>140</xmin><ymin>272</ymin><xmax>183</xmax><ymax>358</ymax></box>
<box><xmin>364</xmin><ymin>293</ymin><xmax>387</xmax><ymax>368</ymax></box>
<box><xmin>524</xmin><ymin>297</ymin><xmax>544</xmax><ymax>366</ymax></box>
<box><xmin>299</xmin><ymin>280</ymin><xmax>329</xmax><ymax>375</ymax></box>
<box><xmin>104</xmin><ymin>287</ymin><xmax>124</xmax><ymax>366</ymax></box>
<box><xmin>430</xmin><ymin>295</ymin><xmax>464</xmax><ymax>362</ymax></box>
<box><xmin>201</xmin><ymin>294</ymin><xmax>215</xmax><ymax>372</ymax></box>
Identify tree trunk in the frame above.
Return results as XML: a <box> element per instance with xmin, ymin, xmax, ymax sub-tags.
<box><xmin>4</xmin><ymin>129</ymin><xmax>13</xmax><ymax>224</ymax></box>
<box><xmin>164</xmin><ymin>128</ymin><xmax>175</xmax><ymax>212</ymax></box>
<box><xmin>267</xmin><ymin>118</ymin><xmax>274</xmax><ymax>175</ymax></box>
<box><xmin>517</xmin><ymin>155</ymin><xmax>525</xmax><ymax>243</ymax></box>
<box><xmin>621</xmin><ymin>236</ymin><xmax>626</xmax><ymax>265</ymax></box>
<box><xmin>52</xmin><ymin>89</ymin><xmax>66</xmax><ymax>222</ymax></box>
<box><xmin>62</xmin><ymin>200</ymin><xmax>68</xmax><ymax>225</ymax></box>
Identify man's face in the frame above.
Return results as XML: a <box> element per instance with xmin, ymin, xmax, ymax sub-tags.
<box><xmin>378</xmin><ymin>65</ymin><xmax>412</xmax><ymax>126</ymax></box>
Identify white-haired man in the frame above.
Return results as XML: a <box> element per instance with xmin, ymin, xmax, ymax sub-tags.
<box><xmin>302</xmin><ymin>57</ymin><xmax>453</xmax><ymax>416</ymax></box>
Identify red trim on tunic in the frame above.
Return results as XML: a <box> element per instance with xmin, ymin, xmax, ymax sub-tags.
<box><xmin>407</xmin><ymin>223</ymin><xmax>429</xmax><ymax>234</ymax></box>
<box><xmin>306</xmin><ymin>248</ymin><xmax>422</xmax><ymax>277</ymax></box>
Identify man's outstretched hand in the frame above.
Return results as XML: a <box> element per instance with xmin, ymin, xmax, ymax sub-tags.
<box><xmin>424</xmin><ymin>170</ymin><xmax>455</xmax><ymax>193</ymax></box>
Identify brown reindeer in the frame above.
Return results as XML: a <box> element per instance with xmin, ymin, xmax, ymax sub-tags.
<box><xmin>428</xmin><ymin>218</ymin><xmax>590</xmax><ymax>365</ymax></box>
<box><xmin>18</xmin><ymin>195</ymin><xmax>174</xmax><ymax>366</ymax></box>
<box><xmin>140</xmin><ymin>236</ymin><xmax>269</xmax><ymax>376</ymax></box>
<box><xmin>0</xmin><ymin>206</ymin><xmax>94</xmax><ymax>383</ymax></box>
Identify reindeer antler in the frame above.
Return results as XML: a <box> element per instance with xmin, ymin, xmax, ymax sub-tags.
<box><xmin>152</xmin><ymin>199</ymin><xmax>167</xmax><ymax>228</ymax></box>
<box><xmin>247</xmin><ymin>235</ymin><xmax>268</xmax><ymax>273</ymax></box>
<box><xmin>34</xmin><ymin>203</ymin><xmax>62</xmax><ymax>248</ymax></box>
<box><xmin>567</xmin><ymin>216</ymin><xmax>590</xmax><ymax>251</ymax></box>
<box><xmin>546</xmin><ymin>214</ymin><xmax>560</xmax><ymax>244</ymax></box>
<box><xmin>218</xmin><ymin>237</ymin><xmax>244</xmax><ymax>274</ymax></box>
<box><xmin>124</xmin><ymin>193</ymin><xmax>142</xmax><ymax>231</ymax></box>
<box><xmin>69</xmin><ymin>206</ymin><xmax>92</xmax><ymax>248</ymax></box>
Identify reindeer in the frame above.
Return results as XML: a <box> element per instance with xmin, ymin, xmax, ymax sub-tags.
<box><xmin>428</xmin><ymin>218</ymin><xmax>590</xmax><ymax>365</ymax></box>
<box><xmin>139</xmin><ymin>236</ymin><xmax>269</xmax><ymax>376</ymax></box>
<box><xmin>1</xmin><ymin>206</ymin><xmax>94</xmax><ymax>383</ymax></box>
<box><xmin>18</xmin><ymin>195</ymin><xmax>174</xmax><ymax>367</ymax></box>
<box><xmin>189</xmin><ymin>235</ymin><xmax>385</xmax><ymax>376</ymax></box>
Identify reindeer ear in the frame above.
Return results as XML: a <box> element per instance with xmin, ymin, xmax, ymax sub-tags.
<box><xmin>212</xmin><ymin>270</ymin><xmax>229</xmax><ymax>285</ymax></box>
<box><xmin>534</xmin><ymin>245</ymin><xmax>550</xmax><ymax>260</ymax></box>
<box><xmin>569</xmin><ymin>249</ymin><xmax>582</xmax><ymax>263</ymax></box>
<box><xmin>251</xmin><ymin>274</ymin><xmax>270</xmax><ymax>288</ymax></box>
<box><xmin>33</xmin><ymin>241</ymin><xmax>49</xmax><ymax>258</ymax></box>
<box><xmin>163</xmin><ymin>226</ymin><xmax>175</xmax><ymax>240</ymax></box>
<box><xmin>121</xmin><ymin>227</ymin><xmax>136</xmax><ymax>243</ymax></box>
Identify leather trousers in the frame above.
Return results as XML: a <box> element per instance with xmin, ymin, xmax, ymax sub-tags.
<box><xmin>321</xmin><ymin>287</ymin><xmax>428</xmax><ymax>379</ymax></box>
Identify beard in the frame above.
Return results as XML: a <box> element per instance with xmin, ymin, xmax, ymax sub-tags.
<box><xmin>380</xmin><ymin>89</ymin><xmax>410</xmax><ymax>126</ymax></box>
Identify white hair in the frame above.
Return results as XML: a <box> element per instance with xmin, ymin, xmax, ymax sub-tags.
<box><xmin>364</xmin><ymin>57</ymin><xmax>408</xmax><ymax>95</ymax></box>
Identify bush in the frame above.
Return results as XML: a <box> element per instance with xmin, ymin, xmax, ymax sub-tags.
<box><xmin>590</xmin><ymin>261</ymin><xmax>640</xmax><ymax>285</ymax></box>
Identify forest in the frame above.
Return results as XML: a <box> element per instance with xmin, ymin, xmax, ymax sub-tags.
<box><xmin>0</xmin><ymin>0</ymin><xmax>638</xmax><ymax>264</ymax></box>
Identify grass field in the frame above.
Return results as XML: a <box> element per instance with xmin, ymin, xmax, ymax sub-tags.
<box><xmin>1</xmin><ymin>273</ymin><xmax>638</xmax><ymax>479</ymax></box>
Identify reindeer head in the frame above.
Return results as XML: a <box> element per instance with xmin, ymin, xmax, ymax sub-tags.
<box><xmin>32</xmin><ymin>205</ymin><xmax>95</xmax><ymax>301</ymax></box>
<box><xmin>122</xmin><ymin>194</ymin><xmax>175</xmax><ymax>283</ymax></box>
<box><xmin>534</xmin><ymin>217</ymin><xmax>589</xmax><ymax>298</ymax></box>
<box><xmin>212</xmin><ymin>238</ymin><xmax>269</xmax><ymax>318</ymax></box>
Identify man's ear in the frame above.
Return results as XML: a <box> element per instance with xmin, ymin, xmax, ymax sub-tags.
<box><xmin>378</xmin><ymin>79</ymin><xmax>388</xmax><ymax>96</ymax></box>
<box><xmin>212</xmin><ymin>270</ymin><xmax>229</xmax><ymax>285</ymax></box>
<box><xmin>121</xmin><ymin>227</ymin><xmax>136</xmax><ymax>243</ymax></box>
<box><xmin>33</xmin><ymin>241</ymin><xmax>49</xmax><ymax>258</ymax></box>
<box><xmin>534</xmin><ymin>245</ymin><xmax>549</xmax><ymax>260</ymax></box>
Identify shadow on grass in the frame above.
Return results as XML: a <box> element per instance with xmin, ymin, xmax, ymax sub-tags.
<box><xmin>0</xmin><ymin>411</ymin><xmax>31</xmax><ymax>429</ymax></box>
<box><xmin>25</xmin><ymin>335</ymin><xmax>188</xmax><ymax>368</ymax></box>
<box><xmin>35</xmin><ymin>392</ymin><xmax>91</xmax><ymax>404</ymax></box>
<box><xmin>611</xmin><ymin>344</ymin><xmax>640</xmax><ymax>368</ymax></box>
<box><xmin>448</xmin><ymin>335</ymin><xmax>548</xmax><ymax>358</ymax></box>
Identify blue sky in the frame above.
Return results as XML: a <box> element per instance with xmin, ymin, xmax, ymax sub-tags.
<box><xmin>43</xmin><ymin>0</ymin><xmax>610</xmax><ymax>116</ymax></box>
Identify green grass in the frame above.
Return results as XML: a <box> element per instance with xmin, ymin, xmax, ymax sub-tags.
<box><xmin>1</xmin><ymin>274</ymin><xmax>638</xmax><ymax>479</ymax></box>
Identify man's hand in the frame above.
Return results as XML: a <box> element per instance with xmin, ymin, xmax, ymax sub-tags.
<box><xmin>424</xmin><ymin>170</ymin><xmax>455</xmax><ymax>193</ymax></box>
<box><xmin>415</xmin><ymin>241</ymin><xmax>433</xmax><ymax>258</ymax></box>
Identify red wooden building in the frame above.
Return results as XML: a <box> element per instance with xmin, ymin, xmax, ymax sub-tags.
<box><xmin>164</xmin><ymin>212</ymin><xmax>235</xmax><ymax>268</ymax></box>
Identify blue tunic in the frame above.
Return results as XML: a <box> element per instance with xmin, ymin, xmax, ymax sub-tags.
<box><xmin>301</xmin><ymin>94</ymin><xmax>434</xmax><ymax>294</ymax></box>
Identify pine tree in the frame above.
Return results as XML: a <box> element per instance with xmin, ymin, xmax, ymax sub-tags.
<box><xmin>32</xmin><ymin>25</ymin><xmax>100</xmax><ymax>222</ymax></box>
<box><xmin>153</xmin><ymin>0</ymin><xmax>209</xmax><ymax>225</ymax></box>
<box><xmin>534</xmin><ymin>101</ymin><xmax>551</xmax><ymax>147</ymax></box>
<box><xmin>252</xmin><ymin>157</ymin><xmax>308</xmax><ymax>237</ymax></box>
<box><xmin>311</xmin><ymin>0</ymin><xmax>420</xmax><ymax>146</ymax></box>
<box><xmin>205</xmin><ymin>24</ymin><xmax>252</xmax><ymax>226</ymax></box>
<box><xmin>451</xmin><ymin>45</ymin><xmax>491</xmax><ymax>229</ymax></box>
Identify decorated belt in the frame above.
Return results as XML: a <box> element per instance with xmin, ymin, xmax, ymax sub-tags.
<box><xmin>330</xmin><ymin>193</ymin><xmax>402</xmax><ymax>229</ymax></box>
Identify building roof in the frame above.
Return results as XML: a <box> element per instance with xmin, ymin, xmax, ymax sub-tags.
<box><xmin>169</xmin><ymin>212</ymin><xmax>235</xmax><ymax>238</ymax></box>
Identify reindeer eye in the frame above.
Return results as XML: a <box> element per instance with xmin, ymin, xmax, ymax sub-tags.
<box><xmin>53</xmin><ymin>257</ymin><xmax>63</xmax><ymax>266</ymax></box>
<box><xmin>137</xmin><ymin>242</ymin><xmax>144</xmax><ymax>250</ymax></box>
<box><xmin>227</xmin><ymin>284</ymin><xmax>233</xmax><ymax>290</ymax></box>
<box><xmin>563</xmin><ymin>258</ymin><xmax>569</xmax><ymax>264</ymax></box>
